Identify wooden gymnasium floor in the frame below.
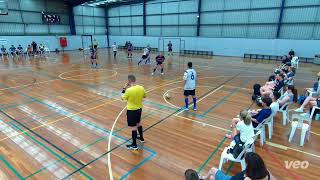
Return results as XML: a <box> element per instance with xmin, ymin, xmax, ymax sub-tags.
<box><xmin>0</xmin><ymin>49</ymin><xmax>319</xmax><ymax>180</ymax></box>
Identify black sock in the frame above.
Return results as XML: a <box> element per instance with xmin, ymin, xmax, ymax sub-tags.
<box><xmin>132</xmin><ymin>130</ymin><xmax>137</xmax><ymax>146</ymax></box>
<box><xmin>153</xmin><ymin>69</ymin><xmax>156</xmax><ymax>72</ymax></box>
<box><xmin>137</xmin><ymin>126</ymin><xmax>143</xmax><ymax>139</ymax></box>
<box><xmin>161</xmin><ymin>68</ymin><xmax>163</xmax><ymax>73</ymax></box>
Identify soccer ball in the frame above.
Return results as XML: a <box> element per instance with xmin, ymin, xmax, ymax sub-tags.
<box><xmin>165</xmin><ymin>93</ymin><xmax>171</xmax><ymax>100</ymax></box>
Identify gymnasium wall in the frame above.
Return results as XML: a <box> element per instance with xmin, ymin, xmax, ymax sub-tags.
<box><xmin>0</xmin><ymin>0</ymin><xmax>70</xmax><ymax>35</ymax></box>
<box><xmin>107</xmin><ymin>0</ymin><xmax>320</xmax><ymax>57</ymax></box>
<box><xmin>109</xmin><ymin>35</ymin><xmax>320</xmax><ymax>58</ymax></box>
<box><xmin>0</xmin><ymin>35</ymin><xmax>108</xmax><ymax>51</ymax></box>
<box><xmin>73</xmin><ymin>5</ymin><xmax>107</xmax><ymax>35</ymax></box>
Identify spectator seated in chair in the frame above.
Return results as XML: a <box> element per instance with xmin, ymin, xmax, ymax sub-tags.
<box><xmin>198</xmin><ymin>152</ymin><xmax>274</xmax><ymax>180</ymax></box>
<box><xmin>260</xmin><ymin>73</ymin><xmax>285</xmax><ymax>97</ymax></box>
<box><xmin>225</xmin><ymin>110</ymin><xmax>254</xmax><ymax>149</ymax></box>
<box><xmin>250</xmin><ymin>97</ymin><xmax>273</xmax><ymax>128</ymax></box>
<box><xmin>295</xmin><ymin>94</ymin><xmax>320</xmax><ymax>113</ymax></box>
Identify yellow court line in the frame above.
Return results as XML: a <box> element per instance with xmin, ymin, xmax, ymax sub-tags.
<box><xmin>0</xmin><ymin>99</ymin><xmax>119</xmax><ymax>142</ymax></box>
<box><xmin>57</xmin><ymin>96</ymin><xmax>84</xmax><ymax>106</ymax></box>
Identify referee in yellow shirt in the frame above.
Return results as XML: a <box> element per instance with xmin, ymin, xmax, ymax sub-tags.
<box><xmin>122</xmin><ymin>75</ymin><xmax>146</xmax><ymax>150</ymax></box>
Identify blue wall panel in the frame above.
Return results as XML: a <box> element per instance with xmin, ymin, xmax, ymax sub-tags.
<box><xmin>109</xmin><ymin>7</ymin><xmax>119</xmax><ymax>16</ymax></box>
<box><xmin>109</xmin><ymin>17</ymin><xmax>120</xmax><ymax>26</ymax></box>
<box><xmin>179</xmin><ymin>14</ymin><xmax>197</xmax><ymax>25</ymax></box>
<box><xmin>179</xmin><ymin>26</ymin><xmax>197</xmax><ymax>36</ymax></box>
<box><xmin>201</xmin><ymin>0</ymin><xmax>224</xmax><ymax>11</ymax></box>
<box><xmin>25</xmin><ymin>24</ymin><xmax>48</xmax><ymax>35</ymax></box>
<box><xmin>94</xmin><ymin>7</ymin><xmax>105</xmax><ymax>17</ymax></box>
<box><xmin>0</xmin><ymin>23</ymin><xmax>24</xmax><ymax>35</ymax></box>
<box><xmin>223</xmin><ymin>11</ymin><xmax>249</xmax><ymax>24</ymax></box>
<box><xmin>49</xmin><ymin>25</ymin><xmax>70</xmax><ymax>34</ymax></box>
<box><xmin>225</xmin><ymin>0</ymin><xmax>251</xmax><ymax>10</ymax></box>
<box><xmin>76</xmin><ymin>26</ymin><xmax>84</xmax><ymax>34</ymax></box>
<box><xmin>251</xmin><ymin>0</ymin><xmax>282</xmax><ymax>8</ymax></box>
<box><xmin>201</xmin><ymin>12</ymin><xmax>223</xmax><ymax>24</ymax></box>
<box><xmin>119</xmin><ymin>6</ymin><xmax>131</xmax><ymax>16</ymax></box>
<box><xmin>200</xmin><ymin>25</ymin><xmax>222</xmax><ymax>37</ymax></box>
<box><xmin>132</xmin><ymin>27</ymin><xmax>144</xmax><ymax>36</ymax></box>
<box><xmin>0</xmin><ymin>10</ymin><xmax>22</xmax><ymax>23</ymax></box>
<box><xmin>94</xmin><ymin>17</ymin><xmax>106</xmax><ymax>26</ymax></box>
<box><xmin>280</xmin><ymin>24</ymin><xmax>314</xmax><ymax>39</ymax></box>
<box><xmin>247</xmin><ymin>25</ymin><xmax>277</xmax><ymax>39</ymax></box>
<box><xmin>146</xmin><ymin>3</ymin><xmax>161</xmax><ymax>15</ymax></box>
<box><xmin>283</xmin><ymin>7</ymin><xmax>318</xmax><ymax>22</ymax></box>
<box><xmin>8</xmin><ymin>0</ymin><xmax>20</xmax><ymax>10</ymax></box>
<box><xmin>82</xmin><ymin>6</ymin><xmax>94</xmax><ymax>16</ymax></box>
<box><xmin>162</xmin><ymin>2</ymin><xmax>179</xmax><ymax>14</ymax></box>
<box><xmin>162</xmin><ymin>26</ymin><xmax>178</xmax><ymax>36</ymax></box>
<box><xmin>222</xmin><ymin>25</ymin><xmax>247</xmax><ymax>38</ymax></box>
<box><xmin>73</xmin><ymin>6</ymin><xmax>83</xmax><ymax>16</ymax></box>
<box><xmin>132</xmin><ymin>16</ymin><xmax>143</xmax><ymax>25</ymax></box>
<box><xmin>131</xmin><ymin>4</ymin><xmax>143</xmax><ymax>15</ymax></box>
<box><xmin>286</xmin><ymin>0</ymin><xmax>320</xmax><ymax>6</ymax></box>
<box><xmin>95</xmin><ymin>26</ymin><xmax>106</xmax><ymax>35</ymax></box>
<box><xmin>74</xmin><ymin>16</ymin><xmax>83</xmax><ymax>26</ymax></box>
<box><xmin>147</xmin><ymin>26</ymin><xmax>161</xmax><ymax>36</ymax></box>
<box><xmin>20</xmin><ymin>0</ymin><xmax>45</xmax><ymax>12</ymax></box>
<box><xmin>162</xmin><ymin>15</ymin><xmax>178</xmax><ymax>25</ymax></box>
<box><xmin>83</xmin><ymin>16</ymin><xmax>94</xmax><ymax>26</ymax></box>
<box><xmin>84</xmin><ymin>26</ymin><xmax>95</xmax><ymax>34</ymax></box>
<box><xmin>250</xmin><ymin>9</ymin><xmax>280</xmax><ymax>23</ymax></box>
<box><xmin>146</xmin><ymin>15</ymin><xmax>161</xmax><ymax>25</ymax></box>
<box><xmin>179</xmin><ymin>0</ymin><xmax>198</xmax><ymax>13</ymax></box>
<box><xmin>120</xmin><ymin>17</ymin><xmax>131</xmax><ymax>26</ymax></box>
<box><xmin>109</xmin><ymin>27</ymin><xmax>120</xmax><ymax>35</ymax></box>
<box><xmin>22</xmin><ymin>12</ymin><xmax>42</xmax><ymax>24</ymax></box>
<box><xmin>120</xmin><ymin>27</ymin><xmax>131</xmax><ymax>35</ymax></box>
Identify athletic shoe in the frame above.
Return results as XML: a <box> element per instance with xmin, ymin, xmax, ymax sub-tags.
<box><xmin>161</xmin><ymin>73</ymin><xmax>164</xmax><ymax>75</ymax></box>
<box><xmin>137</xmin><ymin>137</ymin><xmax>145</xmax><ymax>143</ymax></box>
<box><xmin>193</xmin><ymin>107</ymin><xmax>197</xmax><ymax>111</ymax></box>
<box><xmin>151</xmin><ymin>72</ymin><xmax>154</xmax><ymax>76</ymax></box>
<box><xmin>183</xmin><ymin>107</ymin><xmax>189</xmax><ymax>111</ymax></box>
<box><xmin>294</xmin><ymin>108</ymin><xmax>304</xmax><ymax>113</ymax></box>
<box><xmin>126</xmin><ymin>144</ymin><xmax>138</xmax><ymax>150</ymax></box>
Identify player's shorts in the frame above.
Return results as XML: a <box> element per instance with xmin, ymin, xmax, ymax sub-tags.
<box><xmin>156</xmin><ymin>61</ymin><xmax>163</xmax><ymax>65</ymax></box>
<box><xmin>127</xmin><ymin>108</ymin><xmax>142</xmax><ymax>127</ymax></box>
<box><xmin>142</xmin><ymin>54</ymin><xmax>149</xmax><ymax>59</ymax></box>
<box><xmin>128</xmin><ymin>49</ymin><xmax>132</xmax><ymax>52</ymax></box>
<box><xmin>168</xmin><ymin>48</ymin><xmax>172</xmax><ymax>52</ymax></box>
<box><xmin>184</xmin><ymin>89</ymin><xmax>195</xmax><ymax>96</ymax></box>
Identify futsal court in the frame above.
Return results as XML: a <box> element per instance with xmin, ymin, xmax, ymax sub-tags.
<box><xmin>1</xmin><ymin>0</ymin><xmax>320</xmax><ymax>180</ymax></box>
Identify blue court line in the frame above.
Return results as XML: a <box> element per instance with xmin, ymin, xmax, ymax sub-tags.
<box><xmin>183</xmin><ymin>80</ymin><xmax>253</xmax><ymax>118</ymax></box>
<box><xmin>0</xmin><ymin>156</ymin><xmax>24</xmax><ymax>179</ymax></box>
<box><xmin>120</xmin><ymin>153</ymin><xmax>157</xmax><ymax>180</ymax></box>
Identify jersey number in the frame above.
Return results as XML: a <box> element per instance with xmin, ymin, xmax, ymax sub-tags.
<box><xmin>191</xmin><ymin>73</ymin><xmax>195</xmax><ymax>80</ymax></box>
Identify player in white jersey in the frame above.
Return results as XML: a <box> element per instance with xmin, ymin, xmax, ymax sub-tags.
<box><xmin>183</xmin><ymin>62</ymin><xmax>197</xmax><ymax>111</ymax></box>
<box><xmin>111</xmin><ymin>42</ymin><xmax>117</xmax><ymax>58</ymax></box>
<box><xmin>138</xmin><ymin>46</ymin><xmax>151</xmax><ymax>65</ymax></box>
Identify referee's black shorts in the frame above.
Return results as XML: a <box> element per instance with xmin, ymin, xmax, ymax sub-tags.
<box><xmin>127</xmin><ymin>108</ymin><xmax>142</xmax><ymax>127</ymax></box>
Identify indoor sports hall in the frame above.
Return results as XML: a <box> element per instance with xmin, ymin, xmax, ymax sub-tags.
<box><xmin>0</xmin><ymin>0</ymin><xmax>320</xmax><ymax>179</ymax></box>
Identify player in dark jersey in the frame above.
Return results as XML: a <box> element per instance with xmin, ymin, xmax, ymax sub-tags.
<box><xmin>127</xmin><ymin>42</ymin><xmax>133</xmax><ymax>58</ymax></box>
<box><xmin>152</xmin><ymin>52</ymin><xmax>165</xmax><ymax>76</ymax></box>
<box><xmin>9</xmin><ymin>45</ymin><xmax>17</xmax><ymax>58</ymax></box>
<box><xmin>167</xmin><ymin>41</ymin><xmax>173</xmax><ymax>56</ymax></box>
<box><xmin>0</xmin><ymin>45</ymin><xmax>8</xmax><ymax>58</ymax></box>
<box><xmin>90</xmin><ymin>46</ymin><xmax>98</xmax><ymax>68</ymax></box>
<box><xmin>31</xmin><ymin>41</ymin><xmax>37</xmax><ymax>55</ymax></box>
<box><xmin>17</xmin><ymin>45</ymin><xmax>24</xmax><ymax>56</ymax></box>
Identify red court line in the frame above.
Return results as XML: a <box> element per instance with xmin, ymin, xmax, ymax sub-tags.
<box><xmin>264</xmin><ymin>145</ymin><xmax>301</xmax><ymax>180</ymax></box>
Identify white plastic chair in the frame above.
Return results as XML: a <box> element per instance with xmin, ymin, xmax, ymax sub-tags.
<box><xmin>253</xmin><ymin>116</ymin><xmax>271</xmax><ymax>146</ymax></box>
<box><xmin>288</xmin><ymin>113</ymin><xmax>312</xmax><ymax>146</ymax></box>
<box><xmin>218</xmin><ymin>132</ymin><xmax>259</xmax><ymax>171</ymax></box>
<box><xmin>310</xmin><ymin>106</ymin><xmax>320</xmax><ymax>120</ymax></box>
<box><xmin>266</xmin><ymin>106</ymin><xmax>278</xmax><ymax>139</ymax></box>
<box><xmin>278</xmin><ymin>102</ymin><xmax>292</xmax><ymax>126</ymax></box>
